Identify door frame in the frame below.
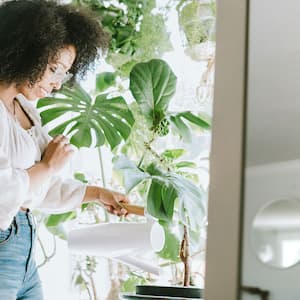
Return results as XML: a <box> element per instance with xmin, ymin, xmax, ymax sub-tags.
<box><xmin>205</xmin><ymin>0</ymin><xmax>249</xmax><ymax>299</ymax></box>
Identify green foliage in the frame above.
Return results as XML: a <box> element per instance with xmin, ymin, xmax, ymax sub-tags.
<box><xmin>175</xmin><ymin>161</ymin><xmax>197</xmax><ymax>169</ymax></box>
<box><xmin>121</xmin><ymin>275</ymin><xmax>148</xmax><ymax>292</ymax></box>
<box><xmin>45</xmin><ymin>223</ymin><xmax>68</xmax><ymax>240</ymax></box>
<box><xmin>158</xmin><ymin>225</ymin><xmax>181</xmax><ymax>262</ymax></box>
<box><xmin>177</xmin><ymin>0</ymin><xmax>216</xmax><ymax>45</ymax></box>
<box><xmin>147</xmin><ymin>180</ymin><xmax>177</xmax><ymax>222</ymax></box>
<box><xmin>74</xmin><ymin>172</ymin><xmax>89</xmax><ymax>183</ymax></box>
<box><xmin>147</xmin><ymin>163</ymin><xmax>206</xmax><ymax>230</ymax></box>
<box><xmin>38</xmin><ymin>0</ymin><xmax>211</xmax><ymax>291</ymax></box>
<box><xmin>73</xmin><ymin>0</ymin><xmax>172</xmax><ymax>76</ymax></box>
<box><xmin>37</xmin><ymin>82</ymin><xmax>134</xmax><ymax>149</ymax></box>
<box><xmin>130</xmin><ymin>2</ymin><xmax>173</xmax><ymax>61</ymax></box>
<box><xmin>113</xmin><ymin>155</ymin><xmax>150</xmax><ymax>193</ymax></box>
<box><xmin>169</xmin><ymin>111</ymin><xmax>211</xmax><ymax>143</ymax></box>
<box><xmin>162</xmin><ymin>149</ymin><xmax>186</xmax><ymax>160</ymax></box>
<box><xmin>129</xmin><ymin>59</ymin><xmax>177</xmax><ymax>129</ymax></box>
<box><xmin>114</xmin><ymin>155</ymin><xmax>206</xmax><ymax>230</ymax></box>
<box><xmin>156</xmin><ymin>118</ymin><xmax>170</xmax><ymax>137</ymax></box>
<box><xmin>96</xmin><ymin>72</ymin><xmax>117</xmax><ymax>93</ymax></box>
<box><xmin>129</xmin><ymin>59</ymin><xmax>211</xmax><ymax>142</ymax></box>
<box><xmin>44</xmin><ymin>211</ymin><xmax>77</xmax><ymax>227</ymax></box>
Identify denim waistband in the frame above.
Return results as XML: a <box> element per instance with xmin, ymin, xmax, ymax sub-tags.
<box><xmin>15</xmin><ymin>210</ymin><xmax>34</xmax><ymax>226</ymax></box>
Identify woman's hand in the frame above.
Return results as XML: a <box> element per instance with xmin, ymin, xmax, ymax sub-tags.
<box><xmin>83</xmin><ymin>186</ymin><xmax>130</xmax><ymax>216</ymax></box>
<box><xmin>98</xmin><ymin>188</ymin><xmax>130</xmax><ymax>216</ymax></box>
<box><xmin>27</xmin><ymin>135</ymin><xmax>73</xmax><ymax>192</ymax></box>
<box><xmin>41</xmin><ymin>135</ymin><xmax>74</xmax><ymax>173</ymax></box>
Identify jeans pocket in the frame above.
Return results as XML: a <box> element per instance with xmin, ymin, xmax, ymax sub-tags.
<box><xmin>0</xmin><ymin>223</ymin><xmax>14</xmax><ymax>246</ymax></box>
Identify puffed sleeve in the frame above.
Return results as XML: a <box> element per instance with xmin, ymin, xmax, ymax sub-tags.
<box><xmin>16</xmin><ymin>94</ymin><xmax>87</xmax><ymax>215</ymax></box>
<box><xmin>0</xmin><ymin>106</ymin><xmax>30</xmax><ymax>230</ymax></box>
<box><xmin>37</xmin><ymin>177</ymin><xmax>87</xmax><ymax>214</ymax></box>
<box><xmin>33</xmin><ymin>119</ymin><xmax>87</xmax><ymax>213</ymax></box>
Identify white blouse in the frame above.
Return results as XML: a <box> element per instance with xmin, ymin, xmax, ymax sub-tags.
<box><xmin>0</xmin><ymin>94</ymin><xmax>86</xmax><ymax>230</ymax></box>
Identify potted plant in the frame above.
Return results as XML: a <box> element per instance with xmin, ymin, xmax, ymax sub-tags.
<box><xmin>114</xmin><ymin>58</ymin><xmax>209</xmax><ymax>299</ymax></box>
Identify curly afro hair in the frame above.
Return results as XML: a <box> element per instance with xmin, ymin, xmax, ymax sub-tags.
<box><xmin>0</xmin><ymin>0</ymin><xmax>109</xmax><ymax>85</ymax></box>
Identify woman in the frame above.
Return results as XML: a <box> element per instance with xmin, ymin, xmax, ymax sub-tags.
<box><xmin>0</xmin><ymin>1</ymin><xmax>129</xmax><ymax>299</ymax></box>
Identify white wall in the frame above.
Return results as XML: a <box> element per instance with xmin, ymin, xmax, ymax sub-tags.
<box><xmin>241</xmin><ymin>0</ymin><xmax>300</xmax><ymax>298</ymax></box>
<box><xmin>242</xmin><ymin>161</ymin><xmax>300</xmax><ymax>299</ymax></box>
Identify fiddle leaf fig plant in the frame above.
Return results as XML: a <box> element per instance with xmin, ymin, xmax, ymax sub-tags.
<box><xmin>129</xmin><ymin>59</ymin><xmax>210</xmax><ymax>141</ymax></box>
<box><xmin>113</xmin><ymin>58</ymin><xmax>210</xmax><ymax>286</ymax></box>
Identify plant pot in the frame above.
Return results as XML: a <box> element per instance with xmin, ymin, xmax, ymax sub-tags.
<box><xmin>120</xmin><ymin>285</ymin><xmax>204</xmax><ymax>299</ymax></box>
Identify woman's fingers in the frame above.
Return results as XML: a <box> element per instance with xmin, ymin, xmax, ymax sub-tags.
<box><xmin>63</xmin><ymin>143</ymin><xmax>74</xmax><ymax>153</ymax></box>
<box><xmin>53</xmin><ymin>134</ymin><xmax>69</xmax><ymax>145</ymax></box>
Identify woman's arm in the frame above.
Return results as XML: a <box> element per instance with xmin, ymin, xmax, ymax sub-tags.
<box><xmin>83</xmin><ymin>186</ymin><xmax>130</xmax><ymax>216</ymax></box>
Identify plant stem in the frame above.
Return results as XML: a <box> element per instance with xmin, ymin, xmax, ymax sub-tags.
<box><xmin>137</xmin><ymin>151</ymin><xmax>146</xmax><ymax>168</ymax></box>
<box><xmin>98</xmin><ymin>147</ymin><xmax>106</xmax><ymax>187</ymax></box>
<box><xmin>98</xmin><ymin>147</ymin><xmax>109</xmax><ymax>222</ymax></box>
<box><xmin>89</xmin><ymin>273</ymin><xmax>98</xmax><ymax>300</ymax></box>
<box><xmin>37</xmin><ymin>234</ymin><xmax>56</xmax><ymax>268</ymax></box>
<box><xmin>180</xmin><ymin>225</ymin><xmax>190</xmax><ymax>286</ymax></box>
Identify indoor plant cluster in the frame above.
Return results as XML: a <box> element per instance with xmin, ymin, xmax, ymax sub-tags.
<box><xmin>36</xmin><ymin>0</ymin><xmax>215</xmax><ymax>299</ymax></box>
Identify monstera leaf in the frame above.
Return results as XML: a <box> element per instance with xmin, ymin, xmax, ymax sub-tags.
<box><xmin>129</xmin><ymin>59</ymin><xmax>177</xmax><ymax>128</ymax></box>
<box><xmin>37</xmin><ymin>82</ymin><xmax>134</xmax><ymax>149</ymax></box>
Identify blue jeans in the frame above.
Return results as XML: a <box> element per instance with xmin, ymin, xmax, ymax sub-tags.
<box><xmin>0</xmin><ymin>210</ymin><xmax>43</xmax><ymax>300</ymax></box>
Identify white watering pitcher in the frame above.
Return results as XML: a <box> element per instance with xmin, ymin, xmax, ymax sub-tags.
<box><xmin>67</xmin><ymin>204</ymin><xmax>165</xmax><ymax>274</ymax></box>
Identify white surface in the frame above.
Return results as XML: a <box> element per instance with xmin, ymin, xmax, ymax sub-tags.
<box><xmin>67</xmin><ymin>221</ymin><xmax>165</xmax><ymax>274</ymax></box>
<box><xmin>242</xmin><ymin>161</ymin><xmax>300</xmax><ymax>299</ymax></box>
<box><xmin>246</xmin><ymin>0</ymin><xmax>300</xmax><ymax>166</ymax></box>
<box><xmin>242</xmin><ymin>1</ymin><xmax>300</xmax><ymax>299</ymax></box>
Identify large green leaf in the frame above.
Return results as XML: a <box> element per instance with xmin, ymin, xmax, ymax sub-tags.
<box><xmin>147</xmin><ymin>164</ymin><xmax>206</xmax><ymax>230</ymax></box>
<box><xmin>147</xmin><ymin>180</ymin><xmax>177</xmax><ymax>222</ymax></box>
<box><xmin>161</xmin><ymin>149</ymin><xmax>186</xmax><ymax>160</ymax></box>
<box><xmin>37</xmin><ymin>83</ymin><xmax>134</xmax><ymax>149</ymax></box>
<box><xmin>114</xmin><ymin>157</ymin><xmax>206</xmax><ymax>229</ymax></box>
<box><xmin>169</xmin><ymin>115</ymin><xmax>192</xmax><ymax>142</ymax></box>
<box><xmin>157</xmin><ymin>225</ymin><xmax>181</xmax><ymax>262</ymax></box>
<box><xmin>46</xmin><ymin>223</ymin><xmax>67</xmax><ymax>240</ymax></box>
<box><xmin>169</xmin><ymin>112</ymin><xmax>211</xmax><ymax>142</ymax></box>
<box><xmin>44</xmin><ymin>211</ymin><xmax>77</xmax><ymax>227</ymax></box>
<box><xmin>177</xmin><ymin>111</ymin><xmax>211</xmax><ymax>129</ymax></box>
<box><xmin>113</xmin><ymin>155</ymin><xmax>150</xmax><ymax>193</ymax></box>
<box><xmin>170</xmin><ymin>174</ymin><xmax>206</xmax><ymax>230</ymax></box>
<box><xmin>129</xmin><ymin>59</ymin><xmax>177</xmax><ymax>127</ymax></box>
